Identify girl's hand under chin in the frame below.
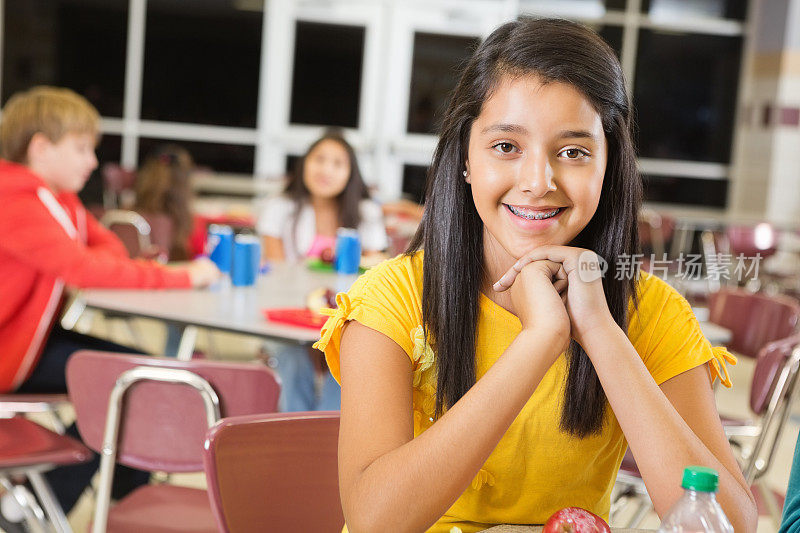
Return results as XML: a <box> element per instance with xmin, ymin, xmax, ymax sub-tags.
<box><xmin>494</xmin><ymin>245</ymin><xmax>617</xmax><ymax>347</ymax></box>
<box><xmin>503</xmin><ymin>259</ymin><xmax>572</xmax><ymax>355</ymax></box>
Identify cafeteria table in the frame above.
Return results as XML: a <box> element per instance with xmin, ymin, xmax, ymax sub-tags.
<box><xmin>62</xmin><ymin>262</ymin><xmax>359</xmax><ymax>360</ymax></box>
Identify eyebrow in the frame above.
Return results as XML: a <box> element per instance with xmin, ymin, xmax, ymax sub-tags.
<box><xmin>481</xmin><ymin>123</ymin><xmax>529</xmax><ymax>135</ymax></box>
<box><xmin>480</xmin><ymin>123</ymin><xmax>599</xmax><ymax>141</ymax></box>
<box><xmin>558</xmin><ymin>129</ymin><xmax>598</xmax><ymax>140</ymax></box>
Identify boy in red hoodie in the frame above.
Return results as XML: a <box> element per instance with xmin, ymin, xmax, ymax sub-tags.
<box><xmin>0</xmin><ymin>86</ymin><xmax>220</xmax><ymax>524</ymax></box>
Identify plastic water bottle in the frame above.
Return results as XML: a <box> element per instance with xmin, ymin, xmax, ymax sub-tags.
<box><xmin>658</xmin><ymin>466</ymin><xmax>733</xmax><ymax>532</ymax></box>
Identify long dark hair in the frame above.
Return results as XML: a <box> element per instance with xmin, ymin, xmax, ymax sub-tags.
<box><xmin>407</xmin><ymin>18</ymin><xmax>642</xmax><ymax>437</ymax></box>
<box><xmin>284</xmin><ymin>129</ymin><xmax>370</xmax><ymax>255</ymax></box>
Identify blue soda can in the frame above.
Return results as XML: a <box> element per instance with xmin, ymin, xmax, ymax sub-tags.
<box><xmin>207</xmin><ymin>224</ymin><xmax>234</xmax><ymax>274</ymax></box>
<box><xmin>232</xmin><ymin>234</ymin><xmax>261</xmax><ymax>287</ymax></box>
<box><xmin>334</xmin><ymin>228</ymin><xmax>361</xmax><ymax>274</ymax></box>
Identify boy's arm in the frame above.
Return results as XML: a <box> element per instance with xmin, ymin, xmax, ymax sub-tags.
<box><xmin>0</xmin><ymin>192</ymin><xmax>190</xmax><ymax>289</ymax></box>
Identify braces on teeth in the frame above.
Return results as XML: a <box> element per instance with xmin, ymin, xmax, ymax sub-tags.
<box><xmin>508</xmin><ymin>206</ymin><xmax>560</xmax><ymax>220</ymax></box>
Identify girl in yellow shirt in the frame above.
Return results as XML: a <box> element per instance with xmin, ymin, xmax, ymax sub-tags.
<box><xmin>314</xmin><ymin>17</ymin><xmax>757</xmax><ymax>533</ymax></box>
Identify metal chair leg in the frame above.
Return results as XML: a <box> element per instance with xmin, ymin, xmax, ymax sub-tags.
<box><xmin>28</xmin><ymin>471</ymin><xmax>72</xmax><ymax>533</ymax></box>
<box><xmin>0</xmin><ymin>477</ymin><xmax>50</xmax><ymax>533</ymax></box>
<box><xmin>626</xmin><ymin>498</ymin><xmax>652</xmax><ymax>528</ymax></box>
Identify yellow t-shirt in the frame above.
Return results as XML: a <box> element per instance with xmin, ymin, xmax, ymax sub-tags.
<box><xmin>313</xmin><ymin>251</ymin><xmax>734</xmax><ymax>533</ymax></box>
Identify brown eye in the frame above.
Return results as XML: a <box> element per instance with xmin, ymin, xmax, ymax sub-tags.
<box><xmin>494</xmin><ymin>142</ymin><xmax>516</xmax><ymax>154</ymax></box>
<box><xmin>561</xmin><ymin>148</ymin><xmax>587</xmax><ymax>159</ymax></box>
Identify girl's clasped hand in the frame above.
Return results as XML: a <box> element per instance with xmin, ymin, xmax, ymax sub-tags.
<box><xmin>493</xmin><ymin>246</ymin><xmax>615</xmax><ymax>348</ymax></box>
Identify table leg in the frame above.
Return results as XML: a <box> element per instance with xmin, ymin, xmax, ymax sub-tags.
<box><xmin>175</xmin><ymin>326</ymin><xmax>199</xmax><ymax>361</ymax></box>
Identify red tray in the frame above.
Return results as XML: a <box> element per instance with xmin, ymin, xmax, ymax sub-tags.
<box><xmin>262</xmin><ymin>308</ymin><xmax>328</xmax><ymax>330</ymax></box>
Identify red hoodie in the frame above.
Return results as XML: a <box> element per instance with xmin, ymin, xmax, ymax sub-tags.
<box><xmin>0</xmin><ymin>160</ymin><xmax>191</xmax><ymax>392</ymax></box>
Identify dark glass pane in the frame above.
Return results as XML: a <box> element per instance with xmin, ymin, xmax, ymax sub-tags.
<box><xmin>138</xmin><ymin>138</ymin><xmax>255</xmax><ymax>174</ymax></box>
<box><xmin>2</xmin><ymin>0</ymin><xmax>127</xmax><ymax>116</ymax></box>
<box><xmin>286</xmin><ymin>155</ymin><xmax>301</xmax><ymax>174</ymax></box>
<box><xmin>289</xmin><ymin>21</ymin><xmax>364</xmax><ymax>128</ymax></box>
<box><xmin>634</xmin><ymin>29</ymin><xmax>742</xmax><ymax>162</ymax></box>
<box><xmin>597</xmin><ymin>25</ymin><xmax>623</xmax><ymax>58</ymax></box>
<box><xmin>407</xmin><ymin>32</ymin><xmax>480</xmax><ymax>134</ymax></box>
<box><xmin>79</xmin><ymin>134</ymin><xmax>122</xmax><ymax>207</ymax></box>
<box><xmin>402</xmin><ymin>164</ymin><xmax>428</xmax><ymax>205</ymax></box>
<box><xmin>641</xmin><ymin>0</ymin><xmax>746</xmax><ymax>20</ymax></box>
<box><xmin>141</xmin><ymin>0</ymin><xmax>262</xmax><ymax>127</ymax></box>
<box><xmin>605</xmin><ymin>0</ymin><xmax>627</xmax><ymax>9</ymax></box>
<box><xmin>643</xmin><ymin>174</ymin><xmax>728</xmax><ymax>207</ymax></box>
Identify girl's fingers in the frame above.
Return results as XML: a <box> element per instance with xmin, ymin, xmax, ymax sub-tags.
<box><xmin>493</xmin><ymin>258</ymin><xmax>561</xmax><ymax>292</ymax></box>
<box><xmin>512</xmin><ymin>245</ymin><xmax>579</xmax><ymax>275</ymax></box>
<box><xmin>553</xmin><ymin>279</ymin><xmax>568</xmax><ymax>295</ymax></box>
<box><xmin>556</xmin><ymin>263</ymin><xmax>568</xmax><ymax>281</ymax></box>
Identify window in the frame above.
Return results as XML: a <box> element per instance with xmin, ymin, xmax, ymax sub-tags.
<box><xmin>289</xmin><ymin>21</ymin><xmax>365</xmax><ymax>128</ymax></box>
<box><xmin>286</xmin><ymin>155</ymin><xmax>301</xmax><ymax>174</ymax></box>
<box><xmin>406</xmin><ymin>32</ymin><xmax>480</xmax><ymax>134</ymax></box>
<box><xmin>2</xmin><ymin>0</ymin><xmax>128</xmax><ymax>116</ymax></box>
<box><xmin>80</xmin><ymin>134</ymin><xmax>123</xmax><ymax>207</ymax></box>
<box><xmin>641</xmin><ymin>0</ymin><xmax>746</xmax><ymax>20</ymax></box>
<box><xmin>141</xmin><ymin>0</ymin><xmax>263</xmax><ymax>127</ymax></box>
<box><xmin>138</xmin><ymin>138</ymin><xmax>255</xmax><ymax>174</ymax></box>
<box><xmin>634</xmin><ymin>29</ymin><xmax>742</xmax><ymax>163</ymax></box>
<box><xmin>597</xmin><ymin>25</ymin><xmax>623</xmax><ymax>59</ymax></box>
<box><xmin>643</xmin><ymin>174</ymin><xmax>728</xmax><ymax>207</ymax></box>
<box><xmin>402</xmin><ymin>164</ymin><xmax>429</xmax><ymax>204</ymax></box>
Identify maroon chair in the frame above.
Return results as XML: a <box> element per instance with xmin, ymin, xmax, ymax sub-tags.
<box><xmin>102</xmin><ymin>163</ymin><xmax>137</xmax><ymax>210</ymax></box>
<box><xmin>707</xmin><ymin>288</ymin><xmax>800</xmax><ymax>358</ymax></box>
<box><xmin>0</xmin><ymin>394</ymin><xmax>70</xmax><ymax>433</ymax></box>
<box><xmin>203</xmin><ymin>412</ymin><xmax>343</xmax><ymax>533</ymax></box>
<box><xmin>726</xmin><ymin>224</ymin><xmax>778</xmax><ymax>260</ymax></box>
<box><xmin>65</xmin><ymin>350</ymin><xmax>280</xmax><ymax>533</ymax></box>
<box><xmin>0</xmin><ymin>416</ymin><xmax>92</xmax><ymax>532</ymax></box>
<box><xmin>613</xmin><ymin>333</ymin><xmax>800</xmax><ymax>528</ymax></box>
<box><xmin>639</xmin><ymin>209</ymin><xmax>676</xmax><ymax>260</ymax></box>
<box><xmin>100</xmin><ymin>209</ymin><xmax>173</xmax><ymax>262</ymax></box>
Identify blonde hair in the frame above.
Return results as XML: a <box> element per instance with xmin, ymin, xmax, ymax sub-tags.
<box><xmin>0</xmin><ymin>86</ymin><xmax>100</xmax><ymax>163</ymax></box>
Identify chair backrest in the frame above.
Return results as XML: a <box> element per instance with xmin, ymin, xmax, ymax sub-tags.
<box><xmin>744</xmin><ymin>335</ymin><xmax>800</xmax><ymax>482</ymax></box>
<box><xmin>101</xmin><ymin>163</ymin><xmax>137</xmax><ymax>209</ymax></box>
<box><xmin>139</xmin><ymin>212</ymin><xmax>174</xmax><ymax>257</ymax></box>
<box><xmin>707</xmin><ymin>288</ymin><xmax>800</xmax><ymax>358</ymax></box>
<box><xmin>638</xmin><ymin>209</ymin><xmax>676</xmax><ymax>259</ymax></box>
<box><xmin>100</xmin><ymin>209</ymin><xmax>153</xmax><ymax>258</ymax></box>
<box><xmin>66</xmin><ymin>350</ymin><xmax>280</xmax><ymax>473</ymax></box>
<box><xmin>751</xmin><ymin>333</ymin><xmax>800</xmax><ymax>414</ymax></box>
<box><xmin>726</xmin><ymin>224</ymin><xmax>778</xmax><ymax>260</ymax></box>
<box><xmin>203</xmin><ymin>412</ymin><xmax>343</xmax><ymax>533</ymax></box>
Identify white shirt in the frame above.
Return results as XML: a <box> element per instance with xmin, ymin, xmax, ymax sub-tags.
<box><xmin>256</xmin><ymin>194</ymin><xmax>389</xmax><ymax>263</ymax></box>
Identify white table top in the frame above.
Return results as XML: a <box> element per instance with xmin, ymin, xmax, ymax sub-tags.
<box><xmin>75</xmin><ymin>263</ymin><xmax>359</xmax><ymax>343</ymax></box>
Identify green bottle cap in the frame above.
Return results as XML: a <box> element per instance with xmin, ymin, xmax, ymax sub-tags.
<box><xmin>681</xmin><ymin>466</ymin><xmax>719</xmax><ymax>492</ymax></box>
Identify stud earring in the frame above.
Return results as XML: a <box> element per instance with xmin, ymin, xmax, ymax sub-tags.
<box><xmin>462</xmin><ymin>170</ymin><xmax>468</xmax><ymax>177</ymax></box>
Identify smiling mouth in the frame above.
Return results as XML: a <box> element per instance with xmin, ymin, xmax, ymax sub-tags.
<box><xmin>505</xmin><ymin>205</ymin><xmax>563</xmax><ymax>220</ymax></box>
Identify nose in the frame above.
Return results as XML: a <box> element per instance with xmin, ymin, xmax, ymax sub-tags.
<box><xmin>516</xmin><ymin>149</ymin><xmax>556</xmax><ymax>196</ymax></box>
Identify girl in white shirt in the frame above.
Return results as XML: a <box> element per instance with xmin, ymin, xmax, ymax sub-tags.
<box><xmin>257</xmin><ymin>130</ymin><xmax>388</xmax><ymax>411</ymax></box>
<box><xmin>257</xmin><ymin>130</ymin><xmax>387</xmax><ymax>263</ymax></box>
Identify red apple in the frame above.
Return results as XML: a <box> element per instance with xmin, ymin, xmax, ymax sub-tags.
<box><xmin>542</xmin><ymin>507</ymin><xmax>611</xmax><ymax>533</ymax></box>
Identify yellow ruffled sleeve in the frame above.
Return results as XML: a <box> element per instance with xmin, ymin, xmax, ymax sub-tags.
<box><xmin>313</xmin><ymin>252</ymin><xmax>424</xmax><ymax>383</ymax></box>
<box><xmin>628</xmin><ymin>272</ymin><xmax>735</xmax><ymax>388</ymax></box>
